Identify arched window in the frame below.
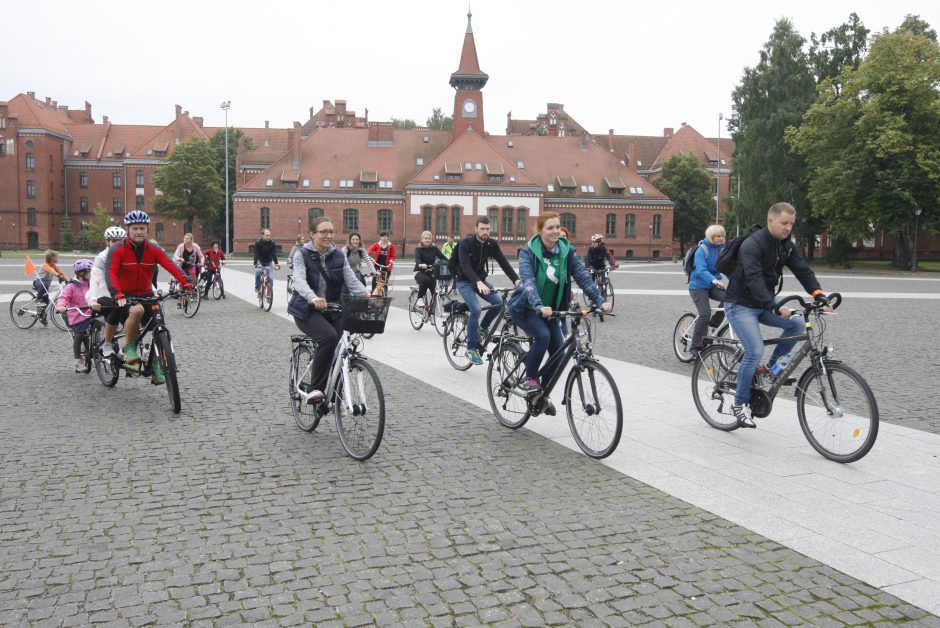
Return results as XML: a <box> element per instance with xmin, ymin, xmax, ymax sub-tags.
<box><xmin>308</xmin><ymin>207</ymin><xmax>324</xmax><ymax>229</ymax></box>
<box><xmin>624</xmin><ymin>249</ymin><xmax>634</xmax><ymax>258</ymax></box>
<box><xmin>343</xmin><ymin>208</ymin><xmax>359</xmax><ymax>233</ymax></box>
<box><xmin>422</xmin><ymin>206</ymin><xmax>432</xmax><ymax>233</ymax></box>
<box><xmin>516</xmin><ymin>207</ymin><xmax>528</xmax><ymax>237</ymax></box>
<box><xmin>436</xmin><ymin>206</ymin><xmax>448</xmax><ymax>235</ymax></box>
<box><xmin>560</xmin><ymin>212</ymin><xmax>576</xmax><ymax>236</ymax></box>
<box><xmin>377</xmin><ymin>208</ymin><xmax>393</xmax><ymax>234</ymax></box>
<box><xmin>27</xmin><ymin>207</ymin><xmax>37</xmax><ymax>226</ymax></box>
<box><xmin>260</xmin><ymin>207</ymin><xmax>270</xmax><ymax>230</ymax></box>
<box><xmin>625</xmin><ymin>214</ymin><xmax>636</xmax><ymax>237</ymax></box>
<box><xmin>501</xmin><ymin>207</ymin><xmax>514</xmax><ymax>237</ymax></box>
<box><xmin>605</xmin><ymin>213</ymin><xmax>616</xmax><ymax>237</ymax></box>
<box><xmin>652</xmin><ymin>214</ymin><xmax>662</xmax><ymax>237</ymax></box>
<box><xmin>136</xmin><ymin>195</ymin><xmax>144</xmax><ymax>211</ymax></box>
<box><xmin>135</xmin><ymin>170</ymin><xmax>145</xmax><ymax>187</ymax></box>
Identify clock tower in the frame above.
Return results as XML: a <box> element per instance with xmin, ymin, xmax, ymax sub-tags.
<box><xmin>450</xmin><ymin>11</ymin><xmax>488</xmax><ymax>138</ymax></box>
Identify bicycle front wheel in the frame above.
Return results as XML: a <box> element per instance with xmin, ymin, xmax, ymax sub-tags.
<box><xmin>604</xmin><ymin>279</ymin><xmax>615</xmax><ymax>308</ymax></box>
<box><xmin>335</xmin><ymin>357</ymin><xmax>385</xmax><ymax>461</ymax></box>
<box><xmin>672</xmin><ymin>313</ymin><xmax>695</xmax><ymax>363</ymax></box>
<box><xmin>408</xmin><ymin>290</ymin><xmax>424</xmax><ymax>330</ymax></box>
<box><xmin>433</xmin><ymin>293</ymin><xmax>447</xmax><ymax>337</ymax></box>
<box><xmin>486</xmin><ymin>341</ymin><xmax>530</xmax><ymax>429</ymax></box>
<box><xmin>290</xmin><ymin>343</ymin><xmax>322</xmax><ymax>432</ymax></box>
<box><xmin>797</xmin><ymin>362</ymin><xmax>879</xmax><ymax>463</ymax></box>
<box><xmin>691</xmin><ymin>344</ymin><xmax>740</xmax><ymax>431</ymax></box>
<box><xmin>9</xmin><ymin>290</ymin><xmax>40</xmax><ymax>329</ymax></box>
<box><xmin>262</xmin><ymin>284</ymin><xmax>273</xmax><ymax>311</ymax></box>
<box><xmin>565</xmin><ymin>361</ymin><xmax>622</xmax><ymax>458</ymax></box>
<box><xmin>286</xmin><ymin>277</ymin><xmax>293</xmax><ymax>301</ymax></box>
<box><xmin>182</xmin><ymin>290</ymin><xmax>201</xmax><ymax>318</ymax></box>
<box><xmin>443</xmin><ymin>314</ymin><xmax>472</xmax><ymax>371</ymax></box>
<box><xmin>212</xmin><ymin>277</ymin><xmax>223</xmax><ymax>300</ymax></box>
<box><xmin>92</xmin><ymin>319</ymin><xmax>120</xmax><ymax>387</ymax></box>
<box><xmin>50</xmin><ymin>302</ymin><xmax>69</xmax><ymax>331</ymax></box>
<box><xmin>153</xmin><ymin>330</ymin><xmax>181</xmax><ymax>414</ymax></box>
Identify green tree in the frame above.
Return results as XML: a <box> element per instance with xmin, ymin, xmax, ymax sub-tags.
<box><xmin>653</xmin><ymin>154</ymin><xmax>714</xmax><ymax>254</ymax></box>
<box><xmin>392</xmin><ymin>118</ymin><xmax>417</xmax><ymax>129</ymax></box>
<box><xmin>60</xmin><ymin>214</ymin><xmax>75</xmax><ymax>251</ymax></box>
<box><xmin>209</xmin><ymin>128</ymin><xmax>253</xmax><ymax>247</ymax></box>
<box><xmin>730</xmin><ymin>19</ymin><xmax>817</xmax><ymax>242</ymax></box>
<box><xmin>151</xmin><ymin>138</ymin><xmax>224</xmax><ymax>232</ymax></box>
<box><xmin>426</xmin><ymin>108</ymin><xmax>453</xmax><ymax>130</ymax></box>
<box><xmin>83</xmin><ymin>203</ymin><xmax>118</xmax><ymax>250</ymax></box>
<box><xmin>809</xmin><ymin>13</ymin><xmax>870</xmax><ymax>91</ymax></box>
<box><xmin>787</xmin><ymin>20</ymin><xmax>940</xmax><ymax>269</ymax></box>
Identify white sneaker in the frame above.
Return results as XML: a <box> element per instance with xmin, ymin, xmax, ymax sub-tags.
<box><xmin>101</xmin><ymin>343</ymin><xmax>115</xmax><ymax>358</ymax></box>
<box><xmin>74</xmin><ymin>358</ymin><xmax>86</xmax><ymax>372</ymax></box>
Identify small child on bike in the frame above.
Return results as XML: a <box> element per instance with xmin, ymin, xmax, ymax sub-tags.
<box><xmin>35</xmin><ymin>250</ymin><xmax>68</xmax><ymax>320</ymax></box>
<box><xmin>56</xmin><ymin>259</ymin><xmax>93</xmax><ymax>373</ymax></box>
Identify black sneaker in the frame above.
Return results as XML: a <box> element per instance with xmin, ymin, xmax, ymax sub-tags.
<box><xmin>731</xmin><ymin>404</ymin><xmax>756</xmax><ymax>428</ymax></box>
<box><xmin>533</xmin><ymin>397</ymin><xmax>556</xmax><ymax>416</ymax></box>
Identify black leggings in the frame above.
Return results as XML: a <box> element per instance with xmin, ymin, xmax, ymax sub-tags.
<box><xmin>293</xmin><ymin>310</ymin><xmax>343</xmax><ymax>393</ymax></box>
<box><xmin>414</xmin><ymin>271</ymin><xmax>436</xmax><ymax>300</ymax></box>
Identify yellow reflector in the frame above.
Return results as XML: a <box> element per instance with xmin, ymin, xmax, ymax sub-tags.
<box><xmin>853</xmin><ymin>428</ymin><xmax>860</xmax><ymax>438</ymax></box>
<box><xmin>707</xmin><ymin>368</ymin><xmax>715</xmax><ymax>376</ymax></box>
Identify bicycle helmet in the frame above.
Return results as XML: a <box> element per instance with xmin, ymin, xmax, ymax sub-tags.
<box><xmin>591</xmin><ymin>233</ymin><xmax>603</xmax><ymax>242</ymax></box>
<box><xmin>124</xmin><ymin>210</ymin><xmax>151</xmax><ymax>225</ymax></box>
<box><xmin>104</xmin><ymin>225</ymin><xmax>127</xmax><ymax>240</ymax></box>
<box><xmin>73</xmin><ymin>259</ymin><xmax>93</xmax><ymax>273</ymax></box>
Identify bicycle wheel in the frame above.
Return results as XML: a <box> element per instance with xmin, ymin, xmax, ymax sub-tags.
<box><xmin>182</xmin><ymin>290</ymin><xmax>201</xmax><ymax>318</ymax></box>
<box><xmin>335</xmin><ymin>357</ymin><xmax>385</xmax><ymax>461</ymax></box>
<box><xmin>286</xmin><ymin>276</ymin><xmax>294</xmax><ymax>301</ymax></box>
<box><xmin>443</xmin><ymin>314</ymin><xmax>472</xmax><ymax>371</ymax></box>
<box><xmin>212</xmin><ymin>276</ymin><xmax>223</xmax><ymax>300</ymax></box>
<box><xmin>408</xmin><ymin>290</ymin><xmax>425</xmax><ymax>330</ymax></box>
<box><xmin>691</xmin><ymin>344</ymin><xmax>740</xmax><ymax>431</ymax></box>
<box><xmin>564</xmin><ymin>361</ymin><xmax>623</xmax><ymax>458</ymax></box>
<box><xmin>92</xmin><ymin>319</ymin><xmax>120</xmax><ymax>387</ymax></box>
<box><xmin>81</xmin><ymin>331</ymin><xmax>93</xmax><ymax>373</ymax></box>
<box><xmin>153</xmin><ymin>330</ymin><xmax>181</xmax><ymax>414</ymax></box>
<box><xmin>50</xmin><ymin>303</ymin><xmax>69</xmax><ymax>331</ymax></box>
<box><xmin>486</xmin><ymin>341</ymin><xmax>531</xmax><ymax>429</ymax></box>
<box><xmin>262</xmin><ymin>284</ymin><xmax>273</xmax><ymax>312</ymax></box>
<box><xmin>290</xmin><ymin>343</ymin><xmax>322</xmax><ymax>432</ymax></box>
<box><xmin>796</xmin><ymin>362</ymin><xmax>879</xmax><ymax>463</ymax></box>
<box><xmin>604</xmin><ymin>279</ymin><xmax>615</xmax><ymax>308</ymax></box>
<box><xmin>9</xmin><ymin>290</ymin><xmax>40</xmax><ymax>329</ymax></box>
<box><xmin>672</xmin><ymin>313</ymin><xmax>696</xmax><ymax>363</ymax></box>
<box><xmin>433</xmin><ymin>292</ymin><xmax>447</xmax><ymax>337</ymax></box>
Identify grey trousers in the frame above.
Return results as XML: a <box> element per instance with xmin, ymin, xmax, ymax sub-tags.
<box><xmin>689</xmin><ymin>286</ymin><xmax>726</xmax><ymax>350</ymax></box>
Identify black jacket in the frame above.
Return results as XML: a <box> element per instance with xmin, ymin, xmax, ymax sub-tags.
<box><xmin>725</xmin><ymin>227</ymin><xmax>820</xmax><ymax>311</ymax></box>
<box><xmin>455</xmin><ymin>235</ymin><xmax>519</xmax><ymax>284</ymax></box>
<box><xmin>413</xmin><ymin>245</ymin><xmax>447</xmax><ymax>272</ymax></box>
<box><xmin>253</xmin><ymin>239</ymin><xmax>279</xmax><ymax>266</ymax></box>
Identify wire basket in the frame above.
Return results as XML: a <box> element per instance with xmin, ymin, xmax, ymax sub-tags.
<box><xmin>340</xmin><ymin>295</ymin><xmax>392</xmax><ymax>334</ymax></box>
<box><xmin>434</xmin><ymin>261</ymin><xmax>452</xmax><ymax>280</ymax></box>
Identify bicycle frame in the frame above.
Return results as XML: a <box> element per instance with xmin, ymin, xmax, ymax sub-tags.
<box><xmin>293</xmin><ymin>332</ymin><xmax>362</xmax><ymax>414</ymax></box>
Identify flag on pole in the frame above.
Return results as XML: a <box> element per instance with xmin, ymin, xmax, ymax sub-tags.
<box><xmin>24</xmin><ymin>255</ymin><xmax>37</xmax><ymax>277</ymax></box>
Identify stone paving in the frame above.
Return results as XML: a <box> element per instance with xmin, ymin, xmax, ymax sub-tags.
<box><xmin>0</xmin><ymin>261</ymin><xmax>938</xmax><ymax>625</ymax></box>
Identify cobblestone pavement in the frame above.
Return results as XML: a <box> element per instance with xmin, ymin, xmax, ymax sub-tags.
<box><xmin>1</xmin><ymin>263</ymin><xmax>938</xmax><ymax>625</ymax></box>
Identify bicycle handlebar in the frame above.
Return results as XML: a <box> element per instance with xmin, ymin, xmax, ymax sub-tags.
<box><xmin>549</xmin><ymin>305</ymin><xmax>614</xmax><ymax>321</ymax></box>
<box><xmin>774</xmin><ymin>292</ymin><xmax>842</xmax><ymax>314</ymax></box>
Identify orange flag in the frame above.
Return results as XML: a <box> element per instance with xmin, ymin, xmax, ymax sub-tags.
<box><xmin>24</xmin><ymin>255</ymin><xmax>37</xmax><ymax>277</ymax></box>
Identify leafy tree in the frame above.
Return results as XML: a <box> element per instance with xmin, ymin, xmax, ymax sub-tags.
<box><xmin>653</xmin><ymin>154</ymin><xmax>714</xmax><ymax>254</ymax></box>
<box><xmin>209</xmin><ymin>128</ymin><xmax>253</xmax><ymax>247</ymax></box>
<box><xmin>392</xmin><ymin>118</ymin><xmax>417</xmax><ymax>129</ymax></box>
<box><xmin>60</xmin><ymin>214</ymin><xmax>74</xmax><ymax>251</ymax></box>
<box><xmin>426</xmin><ymin>108</ymin><xmax>453</xmax><ymax>130</ymax></box>
<box><xmin>151</xmin><ymin>138</ymin><xmax>224</xmax><ymax>232</ymax></box>
<box><xmin>809</xmin><ymin>13</ymin><xmax>870</xmax><ymax>91</ymax></box>
<box><xmin>82</xmin><ymin>203</ymin><xmax>119</xmax><ymax>250</ymax></box>
<box><xmin>896</xmin><ymin>14</ymin><xmax>937</xmax><ymax>41</ymax></box>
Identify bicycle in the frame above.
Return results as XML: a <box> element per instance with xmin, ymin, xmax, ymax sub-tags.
<box><xmin>582</xmin><ymin>265</ymin><xmax>616</xmax><ymax>309</ymax></box>
<box><xmin>691</xmin><ymin>293</ymin><xmax>878</xmax><ymax>463</ymax></box>
<box><xmin>286</xmin><ymin>273</ymin><xmax>294</xmax><ymax>301</ymax></box>
<box><xmin>93</xmin><ymin>291</ymin><xmax>184</xmax><ymax>413</ymax></box>
<box><xmin>441</xmin><ymin>288</ymin><xmax>520</xmax><ymax>371</ymax></box>
<box><xmin>288</xmin><ymin>295</ymin><xmax>391</xmax><ymax>460</ymax></box>
<box><xmin>371</xmin><ymin>263</ymin><xmax>390</xmax><ymax>297</ymax></box>
<box><xmin>57</xmin><ymin>304</ymin><xmax>95</xmax><ymax>373</ymax></box>
<box><xmin>197</xmin><ymin>264</ymin><xmax>225</xmax><ymax>300</ymax></box>
<box><xmin>169</xmin><ymin>274</ymin><xmax>201</xmax><ymax>318</ymax></box>
<box><xmin>10</xmin><ymin>282</ymin><xmax>69</xmax><ymax>331</ymax></box>
<box><xmin>256</xmin><ymin>265</ymin><xmax>274</xmax><ymax>311</ymax></box>
<box><xmin>487</xmin><ymin>306</ymin><xmax>623</xmax><ymax>459</ymax></box>
<box><xmin>673</xmin><ymin>305</ymin><xmax>736</xmax><ymax>363</ymax></box>
<box><xmin>431</xmin><ymin>261</ymin><xmax>454</xmax><ymax>336</ymax></box>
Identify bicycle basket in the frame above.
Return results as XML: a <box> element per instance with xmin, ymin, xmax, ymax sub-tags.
<box><xmin>340</xmin><ymin>295</ymin><xmax>392</xmax><ymax>334</ymax></box>
<box><xmin>433</xmin><ymin>261</ymin><xmax>452</xmax><ymax>280</ymax></box>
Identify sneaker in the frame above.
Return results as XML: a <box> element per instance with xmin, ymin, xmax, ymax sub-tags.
<box><xmin>534</xmin><ymin>396</ymin><xmax>557</xmax><ymax>416</ymax></box>
<box><xmin>518</xmin><ymin>378</ymin><xmax>542</xmax><ymax>394</ymax></box>
<box><xmin>40</xmin><ymin>316</ymin><xmax>48</xmax><ymax>326</ymax></box>
<box><xmin>151</xmin><ymin>359</ymin><xmax>165</xmax><ymax>385</ymax></box>
<box><xmin>221</xmin><ymin>293</ymin><xmax>226</xmax><ymax>299</ymax></box>
<box><xmin>731</xmin><ymin>404</ymin><xmax>756</xmax><ymax>428</ymax></box>
<box><xmin>177</xmin><ymin>302</ymin><xmax>182</xmax><ymax>309</ymax></box>
<box><xmin>123</xmin><ymin>344</ymin><xmax>140</xmax><ymax>364</ymax></box>
<box><xmin>74</xmin><ymin>358</ymin><xmax>86</xmax><ymax>373</ymax></box>
<box><xmin>466</xmin><ymin>349</ymin><xmax>483</xmax><ymax>365</ymax></box>
<box><xmin>101</xmin><ymin>343</ymin><xmax>115</xmax><ymax>358</ymax></box>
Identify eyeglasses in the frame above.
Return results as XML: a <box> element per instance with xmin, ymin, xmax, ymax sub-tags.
<box><xmin>316</xmin><ymin>229</ymin><xmax>336</xmax><ymax>235</ymax></box>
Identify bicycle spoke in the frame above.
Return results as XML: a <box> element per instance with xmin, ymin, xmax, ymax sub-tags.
<box><xmin>797</xmin><ymin>363</ymin><xmax>878</xmax><ymax>463</ymax></box>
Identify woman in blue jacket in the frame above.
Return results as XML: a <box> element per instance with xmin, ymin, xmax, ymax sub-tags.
<box><xmin>688</xmin><ymin>224</ymin><xmax>727</xmax><ymax>356</ymax></box>
<box><xmin>508</xmin><ymin>212</ymin><xmax>612</xmax><ymax>415</ymax></box>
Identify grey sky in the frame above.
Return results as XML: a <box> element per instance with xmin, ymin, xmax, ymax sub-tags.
<box><xmin>3</xmin><ymin>0</ymin><xmax>937</xmax><ymax>138</ymax></box>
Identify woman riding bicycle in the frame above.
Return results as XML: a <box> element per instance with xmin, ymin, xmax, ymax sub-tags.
<box><xmin>413</xmin><ymin>230</ymin><xmax>448</xmax><ymax>307</ymax></box>
<box><xmin>341</xmin><ymin>232</ymin><xmax>375</xmax><ymax>287</ymax></box>
<box><xmin>687</xmin><ymin>224</ymin><xmax>727</xmax><ymax>357</ymax></box>
<box><xmin>173</xmin><ymin>233</ymin><xmax>205</xmax><ymax>286</ymax></box>
<box><xmin>288</xmin><ymin>216</ymin><xmax>369</xmax><ymax>404</ymax></box>
<box><xmin>508</xmin><ymin>212</ymin><xmax>612</xmax><ymax>415</ymax></box>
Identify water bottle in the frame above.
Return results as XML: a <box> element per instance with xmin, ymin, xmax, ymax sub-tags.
<box><xmin>770</xmin><ymin>352</ymin><xmax>792</xmax><ymax>378</ymax></box>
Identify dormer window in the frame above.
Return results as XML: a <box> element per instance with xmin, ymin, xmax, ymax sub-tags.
<box><xmin>444</xmin><ymin>163</ymin><xmax>463</xmax><ymax>182</ymax></box>
<box><xmin>556</xmin><ymin>176</ymin><xmax>577</xmax><ymax>194</ymax></box>
<box><xmin>485</xmin><ymin>163</ymin><xmax>504</xmax><ymax>183</ymax></box>
<box><xmin>153</xmin><ymin>141</ymin><xmax>169</xmax><ymax>154</ymax></box>
<box><xmin>360</xmin><ymin>171</ymin><xmax>378</xmax><ymax>190</ymax></box>
<box><xmin>605</xmin><ymin>176</ymin><xmax>626</xmax><ymax>195</ymax></box>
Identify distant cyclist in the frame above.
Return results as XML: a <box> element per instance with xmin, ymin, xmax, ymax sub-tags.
<box><xmin>413</xmin><ymin>230</ymin><xmax>448</xmax><ymax>306</ymax></box>
<box><xmin>687</xmin><ymin>225</ymin><xmax>726</xmax><ymax>357</ymax></box>
<box><xmin>341</xmin><ymin>232</ymin><xmax>375</xmax><ymax>287</ymax></box>
<box><xmin>584</xmin><ymin>234</ymin><xmax>618</xmax><ymax>281</ymax></box>
<box><xmin>287</xmin><ymin>235</ymin><xmax>306</xmax><ymax>270</ymax></box>
<box><xmin>367</xmin><ymin>232</ymin><xmax>396</xmax><ymax>293</ymax></box>
<box><xmin>173</xmin><ymin>233</ymin><xmax>205</xmax><ymax>286</ymax></box>
<box><xmin>203</xmin><ymin>241</ymin><xmax>226</xmax><ymax>299</ymax></box>
<box><xmin>253</xmin><ymin>229</ymin><xmax>280</xmax><ymax>294</ymax></box>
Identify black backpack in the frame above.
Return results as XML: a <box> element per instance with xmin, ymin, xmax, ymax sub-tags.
<box><xmin>715</xmin><ymin>224</ymin><xmax>762</xmax><ymax>276</ymax></box>
<box><xmin>447</xmin><ymin>238</ymin><xmax>463</xmax><ymax>278</ymax></box>
<box><xmin>682</xmin><ymin>243</ymin><xmax>706</xmax><ymax>283</ymax></box>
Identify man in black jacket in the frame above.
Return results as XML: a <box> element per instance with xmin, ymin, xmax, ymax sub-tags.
<box><xmin>253</xmin><ymin>229</ymin><xmax>281</xmax><ymax>294</ymax></box>
<box><xmin>454</xmin><ymin>216</ymin><xmax>520</xmax><ymax>365</ymax></box>
<box><xmin>724</xmin><ymin>202</ymin><xmax>829</xmax><ymax>428</ymax></box>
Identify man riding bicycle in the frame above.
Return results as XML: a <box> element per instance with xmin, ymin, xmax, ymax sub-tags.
<box><xmin>584</xmin><ymin>234</ymin><xmax>618</xmax><ymax>282</ymax></box>
<box><xmin>104</xmin><ymin>210</ymin><xmax>193</xmax><ymax>384</ymax></box>
<box><xmin>724</xmin><ymin>202</ymin><xmax>830</xmax><ymax>428</ymax></box>
<box><xmin>454</xmin><ymin>215</ymin><xmax>520</xmax><ymax>365</ymax></box>
<box><xmin>253</xmin><ymin>229</ymin><xmax>280</xmax><ymax>294</ymax></box>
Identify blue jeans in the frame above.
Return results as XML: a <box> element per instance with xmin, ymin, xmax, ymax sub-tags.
<box><xmin>725</xmin><ymin>302</ymin><xmax>805</xmax><ymax>406</ymax></box>
<box><xmin>456</xmin><ymin>279</ymin><xmax>501</xmax><ymax>351</ymax></box>
<box><xmin>511</xmin><ymin>307</ymin><xmax>564</xmax><ymax>382</ymax></box>
<box><xmin>255</xmin><ymin>263</ymin><xmax>274</xmax><ymax>291</ymax></box>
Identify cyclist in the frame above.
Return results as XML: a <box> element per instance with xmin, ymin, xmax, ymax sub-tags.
<box><xmin>454</xmin><ymin>215</ymin><xmax>520</xmax><ymax>365</ymax></box>
<box><xmin>584</xmin><ymin>234</ymin><xmax>618</xmax><ymax>282</ymax></box>
<box><xmin>105</xmin><ymin>210</ymin><xmax>193</xmax><ymax>384</ymax></box>
<box><xmin>508</xmin><ymin>212</ymin><xmax>612</xmax><ymax>414</ymax></box>
<box><xmin>173</xmin><ymin>233</ymin><xmax>205</xmax><ymax>307</ymax></box>
<box><xmin>341</xmin><ymin>232</ymin><xmax>375</xmax><ymax>287</ymax></box>
<box><xmin>253</xmin><ymin>228</ymin><xmax>281</xmax><ymax>295</ymax></box>
<box><xmin>687</xmin><ymin>224</ymin><xmax>727</xmax><ymax>357</ymax></box>
<box><xmin>441</xmin><ymin>233</ymin><xmax>459</xmax><ymax>260</ymax></box>
<box><xmin>88</xmin><ymin>226</ymin><xmax>127</xmax><ymax>357</ymax></box>
<box><xmin>34</xmin><ymin>249</ymin><xmax>68</xmax><ymax>324</ymax></box>
<box><xmin>202</xmin><ymin>241</ymin><xmax>226</xmax><ymax>299</ymax></box>
<box><xmin>367</xmin><ymin>231</ymin><xmax>396</xmax><ymax>293</ymax></box>
<box><xmin>288</xmin><ymin>216</ymin><xmax>369</xmax><ymax>404</ymax></box>
<box><xmin>287</xmin><ymin>235</ymin><xmax>305</xmax><ymax>271</ymax></box>
<box><xmin>56</xmin><ymin>259</ymin><xmax>93</xmax><ymax>373</ymax></box>
<box><xmin>724</xmin><ymin>202</ymin><xmax>830</xmax><ymax>428</ymax></box>
<box><xmin>413</xmin><ymin>230</ymin><xmax>448</xmax><ymax>307</ymax></box>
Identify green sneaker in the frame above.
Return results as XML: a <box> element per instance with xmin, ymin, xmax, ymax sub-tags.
<box><xmin>122</xmin><ymin>343</ymin><xmax>140</xmax><ymax>364</ymax></box>
<box><xmin>466</xmin><ymin>348</ymin><xmax>483</xmax><ymax>365</ymax></box>
<box><xmin>151</xmin><ymin>359</ymin><xmax>165</xmax><ymax>385</ymax></box>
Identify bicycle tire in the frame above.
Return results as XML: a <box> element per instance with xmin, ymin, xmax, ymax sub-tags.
<box><xmin>152</xmin><ymin>330</ymin><xmax>181</xmax><ymax>413</ymax></box>
<box><xmin>486</xmin><ymin>341</ymin><xmax>530</xmax><ymax>429</ymax></box>
<box><xmin>9</xmin><ymin>290</ymin><xmax>40</xmax><ymax>329</ymax></box>
<box><xmin>335</xmin><ymin>357</ymin><xmax>385</xmax><ymax>461</ymax></box>
<box><xmin>81</xmin><ymin>330</ymin><xmax>93</xmax><ymax>373</ymax></box>
<box><xmin>796</xmin><ymin>362</ymin><xmax>879</xmax><ymax>463</ymax></box>
<box><xmin>286</xmin><ymin>276</ymin><xmax>294</xmax><ymax>301</ymax></box>
<box><xmin>182</xmin><ymin>290</ymin><xmax>201</xmax><ymax>318</ymax></box>
<box><xmin>691</xmin><ymin>344</ymin><xmax>740</xmax><ymax>431</ymax></box>
<box><xmin>262</xmin><ymin>284</ymin><xmax>273</xmax><ymax>312</ymax></box>
<box><xmin>673</xmin><ymin>313</ymin><xmax>696</xmax><ymax>363</ymax></box>
<box><xmin>50</xmin><ymin>302</ymin><xmax>69</xmax><ymax>331</ymax></box>
<box><xmin>604</xmin><ymin>279</ymin><xmax>615</xmax><ymax>309</ymax></box>
<box><xmin>433</xmin><ymin>292</ymin><xmax>447</xmax><ymax>337</ymax></box>
<box><xmin>408</xmin><ymin>290</ymin><xmax>424</xmax><ymax>330</ymax></box>
<box><xmin>212</xmin><ymin>277</ymin><xmax>223</xmax><ymax>300</ymax></box>
<box><xmin>289</xmin><ymin>343</ymin><xmax>322</xmax><ymax>432</ymax></box>
<box><xmin>564</xmin><ymin>361</ymin><xmax>623</xmax><ymax>458</ymax></box>
<box><xmin>443</xmin><ymin>313</ymin><xmax>472</xmax><ymax>371</ymax></box>
<box><xmin>91</xmin><ymin>319</ymin><xmax>120</xmax><ymax>387</ymax></box>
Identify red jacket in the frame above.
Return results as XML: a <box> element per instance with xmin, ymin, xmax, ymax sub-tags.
<box><xmin>105</xmin><ymin>238</ymin><xmax>191</xmax><ymax>300</ymax></box>
<box><xmin>204</xmin><ymin>249</ymin><xmax>226</xmax><ymax>272</ymax></box>
<box><xmin>367</xmin><ymin>241</ymin><xmax>396</xmax><ymax>272</ymax></box>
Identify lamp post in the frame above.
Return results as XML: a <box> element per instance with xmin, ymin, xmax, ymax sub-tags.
<box><xmin>716</xmin><ymin>113</ymin><xmax>723</xmax><ymax>224</ymax></box>
<box><xmin>913</xmin><ymin>207</ymin><xmax>922</xmax><ymax>272</ymax></box>
<box><xmin>11</xmin><ymin>220</ymin><xmax>16</xmax><ymax>252</ymax></box>
<box><xmin>647</xmin><ymin>221</ymin><xmax>654</xmax><ymax>263</ymax></box>
<box><xmin>221</xmin><ymin>101</ymin><xmax>231</xmax><ymax>255</ymax></box>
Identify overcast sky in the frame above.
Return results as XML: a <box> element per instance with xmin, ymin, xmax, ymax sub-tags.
<box><xmin>3</xmin><ymin>0</ymin><xmax>936</xmax><ymax>139</ymax></box>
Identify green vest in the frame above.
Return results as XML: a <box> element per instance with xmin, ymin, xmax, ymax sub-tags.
<box><xmin>527</xmin><ymin>235</ymin><xmax>569</xmax><ymax>310</ymax></box>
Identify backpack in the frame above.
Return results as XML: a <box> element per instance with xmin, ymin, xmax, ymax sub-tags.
<box><xmin>447</xmin><ymin>239</ymin><xmax>462</xmax><ymax>278</ymax></box>
<box><xmin>715</xmin><ymin>224</ymin><xmax>762</xmax><ymax>277</ymax></box>
<box><xmin>682</xmin><ymin>244</ymin><xmax>706</xmax><ymax>283</ymax></box>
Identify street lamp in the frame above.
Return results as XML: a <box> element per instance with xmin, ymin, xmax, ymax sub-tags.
<box><xmin>716</xmin><ymin>113</ymin><xmax>723</xmax><ymax>224</ymax></box>
<box><xmin>913</xmin><ymin>207</ymin><xmax>922</xmax><ymax>272</ymax></box>
<box><xmin>11</xmin><ymin>220</ymin><xmax>16</xmax><ymax>252</ymax></box>
<box><xmin>221</xmin><ymin>101</ymin><xmax>231</xmax><ymax>255</ymax></box>
<box><xmin>647</xmin><ymin>221</ymin><xmax>654</xmax><ymax>263</ymax></box>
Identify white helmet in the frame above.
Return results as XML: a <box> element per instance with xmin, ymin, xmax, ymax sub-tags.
<box><xmin>104</xmin><ymin>226</ymin><xmax>127</xmax><ymax>241</ymax></box>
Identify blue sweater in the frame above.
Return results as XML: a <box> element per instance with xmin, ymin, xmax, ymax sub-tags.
<box><xmin>689</xmin><ymin>239</ymin><xmax>723</xmax><ymax>290</ymax></box>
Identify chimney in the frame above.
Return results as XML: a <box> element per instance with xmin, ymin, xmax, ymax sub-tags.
<box><xmin>264</xmin><ymin>120</ymin><xmax>270</xmax><ymax>147</ymax></box>
<box><xmin>310</xmin><ymin>106</ymin><xmax>315</xmax><ymax>119</ymax></box>
<box><xmin>664</xmin><ymin>128</ymin><xmax>674</xmax><ymax>138</ymax></box>
<box><xmin>52</xmin><ymin>100</ymin><xmax>57</xmax><ymax>109</ymax></box>
<box><xmin>193</xmin><ymin>116</ymin><xmax>203</xmax><ymax>127</ymax></box>
<box><xmin>175</xmin><ymin>105</ymin><xmax>182</xmax><ymax>144</ymax></box>
<box><xmin>45</xmin><ymin>97</ymin><xmax>51</xmax><ymax>106</ymax></box>
<box><xmin>85</xmin><ymin>101</ymin><xmax>92</xmax><ymax>119</ymax></box>
<box><xmin>27</xmin><ymin>91</ymin><xmax>35</xmax><ymax>99</ymax></box>
<box><xmin>292</xmin><ymin>121</ymin><xmax>302</xmax><ymax>169</ymax></box>
<box><xmin>627</xmin><ymin>141</ymin><xmax>638</xmax><ymax>173</ymax></box>
<box><xmin>103</xmin><ymin>115</ymin><xmax>109</xmax><ymax>125</ymax></box>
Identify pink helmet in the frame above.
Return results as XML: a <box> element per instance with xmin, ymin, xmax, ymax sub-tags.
<box><xmin>73</xmin><ymin>259</ymin><xmax>93</xmax><ymax>273</ymax></box>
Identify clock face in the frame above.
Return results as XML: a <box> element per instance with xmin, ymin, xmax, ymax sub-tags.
<box><xmin>462</xmin><ymin>99</ymin><xmax>477</xmax><ymax>116</ymax></box>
